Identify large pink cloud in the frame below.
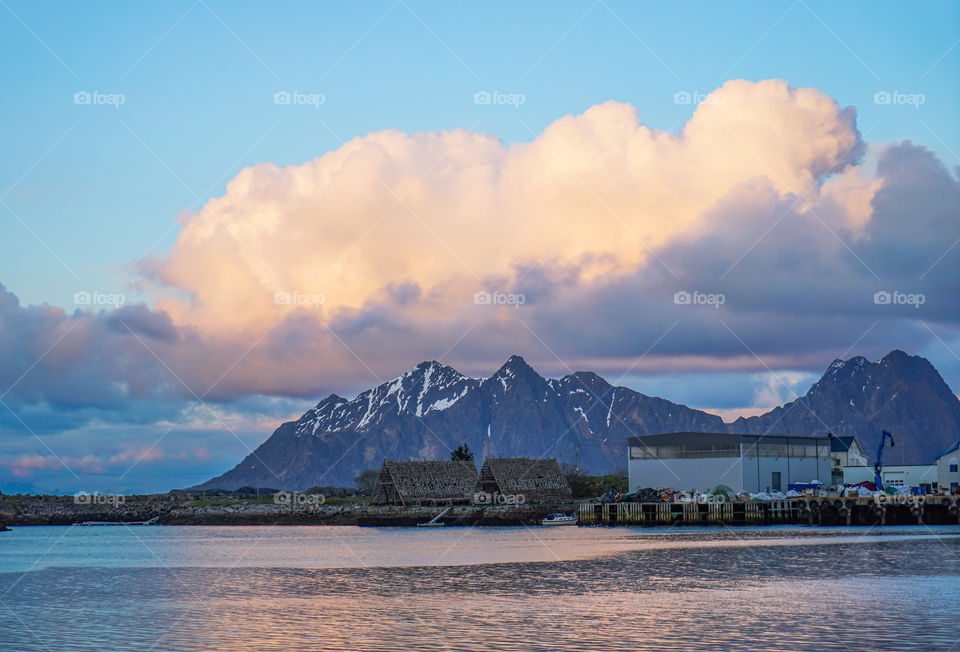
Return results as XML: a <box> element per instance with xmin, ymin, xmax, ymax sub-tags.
<box><xmin>149</xmin><ymin>79</ymin><xmax>864</xmax><ymax>331</ymax></box>
<box><xmin>1</xmin><ymin>79</ymin><xmax>957</xmax><ymax>413</ymax></box>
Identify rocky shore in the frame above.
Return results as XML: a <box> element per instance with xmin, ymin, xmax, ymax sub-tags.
<box><xmin>0</xmin><ymin>494</ymin><xmax>576</xmax><ymax>527</ymax></box>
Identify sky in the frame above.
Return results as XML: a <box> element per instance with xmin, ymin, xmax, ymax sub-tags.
<box><xmin>1</xmin><ymin>1</ymin><xmax>958</xmax><ymax>494</ymax></box>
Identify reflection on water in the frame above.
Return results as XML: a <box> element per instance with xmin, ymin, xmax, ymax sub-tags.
<box><xmin>1</xmin><ymin>526</ymin><xmax>959</xmax><ymax>651</ymax></box>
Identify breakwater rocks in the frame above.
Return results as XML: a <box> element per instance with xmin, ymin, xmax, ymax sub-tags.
<box><xmin>0</xmin><ymin>494</ymin><xmax>576</xmax><ymax>527</ymax></box>
<box><xmin>0</xmin><ymin>494</ymin><xmax>179</xmax><ymax>526</ymax></box>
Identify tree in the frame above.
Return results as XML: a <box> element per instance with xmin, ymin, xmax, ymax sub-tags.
<box><xmin>562</xmin><ymin>467</ymin><xmax>627</xmax><ymax>499</ymax></box>
<box><xmin>354</xmin><ymin>469</ymin><xmax>380</xmax><ymax>496</ymax></box>
<box><xmin>451</xmin><ymin>443</ymin><xmax>474</xmax><ymax>462</ymax></box>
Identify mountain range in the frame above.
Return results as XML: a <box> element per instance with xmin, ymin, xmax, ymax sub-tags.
<box><xmin>195</xmin><ymin>350</ymin><xmax>960</xmax><ymax>491</ymax></box>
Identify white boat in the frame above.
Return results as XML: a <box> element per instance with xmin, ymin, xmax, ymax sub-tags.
<box><xmin>541</xmin><ymin>512</ymin><xmax>577</xmax><ymax>526</ymax></box>
<box><xmin>416</xmin><ymin>506</ymin><xmax>450</xmax><ymax>527</ymax></box>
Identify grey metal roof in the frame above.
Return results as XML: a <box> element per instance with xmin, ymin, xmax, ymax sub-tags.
<box><xmin>627</xmin><ymin>432</ymin><xmax>829</xmax><ymax>447</ymax></box>
<box><xmin>830</xmin><ymin>436</ymin><xmax>859</xmax><ymax>452</ymax></box>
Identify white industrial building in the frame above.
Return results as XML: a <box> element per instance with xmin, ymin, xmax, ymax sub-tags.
<box><xmin>842</xmin><ymin>464</ymin><xmax>938</xmax><ymax>492</ymax></box>
<box><xmin>627</xmin><ymin>432</ymin><xmax>832</xmax><ymax>494</ymax></box>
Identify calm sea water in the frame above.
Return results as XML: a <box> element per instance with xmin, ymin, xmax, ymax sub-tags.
<box><xmin>1</xmin><ymin>525</ymin><xmax>959</xmax><ymax>651</ymax></box>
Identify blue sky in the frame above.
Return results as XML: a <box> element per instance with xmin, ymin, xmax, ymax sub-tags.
<box><xmin>3</xmin><ymin>1</ymin><xmax>957</xmax><ymax>308</ymax></box>
<box><xmin>1</xmin><ymin>1</ymin><xmax>958</xmax><ymax>493</ymax></box>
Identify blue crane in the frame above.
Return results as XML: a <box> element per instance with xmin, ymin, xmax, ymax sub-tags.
<box><xmin>874</xmin><ymin>430</ymin><xmax>895</xmax><ymax>490</ymax></box>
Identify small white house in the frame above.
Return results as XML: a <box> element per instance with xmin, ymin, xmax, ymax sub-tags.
<box><xmin>843</xmin><ymin>464</ymin><xmax>938</xmax><ymax>491</ymax></box>
<box><xmin>937</xmin><ymin>438</ymin><xmax>960</xmax><ymax>494</ymax></box>
<box><xmin>830</xmin><ymin>436</ymin><xmax>867</xmax><ymax>485</ymax></box>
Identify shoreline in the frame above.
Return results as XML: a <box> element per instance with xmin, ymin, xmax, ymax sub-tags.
<box><xmin>0</xmin><ymin>495</ymin><xmax>578</xmax><ymax>527</ymax></box>
<box><xmin>5</xmin><ymin>494</ymin><xmax>958</xmax><ymax>528</ymax></box>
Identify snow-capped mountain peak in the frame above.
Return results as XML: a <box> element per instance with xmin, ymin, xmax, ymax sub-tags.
<box><xmin>295</xmin><ymin>360</ymin><xmax>478</xmax><ymax>436</ymax></box>
<box><xmin>198</xmin><ymin>350</ymin><xmax>960</xmax><ymax>491</ymax></box>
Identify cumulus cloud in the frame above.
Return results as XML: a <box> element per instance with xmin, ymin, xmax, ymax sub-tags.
<box><xmin>150</xmin><ymin>79</ymin><xmax>866</xmax><ymax>332</ymax></box>
<box><xmin>1</xmin><ymin>78</ymin><xmax>958</xmax><ymax>422</ymax></box>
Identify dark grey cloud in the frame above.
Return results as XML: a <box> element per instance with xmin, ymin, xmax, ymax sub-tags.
<box><xmin>0</xmin><ymin>143</ymin><xmax>957</xmax><ymax>444</ymax></box>
<box><xmin>106</xmin><ymin>304</ymin><xmax>179</xmax><ymax>343</ymax></box>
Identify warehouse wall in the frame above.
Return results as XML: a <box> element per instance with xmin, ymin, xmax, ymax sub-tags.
<box><xmin>629</xmin><ymin>457</ymin><xmax>743</xmax><ymax>493</ymax></box>
<box><xmin>843</xmin><ymin>464</ymin><xmax>937</xmax><ymax>488</ymax></box>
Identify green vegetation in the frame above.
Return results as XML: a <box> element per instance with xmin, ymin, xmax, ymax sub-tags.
<box><xmin>451</xmin><ymin>443</ymin><xmax>474</xmax><ymax>462</ymax></box>
<box><xmin>322</xmin><ymin>496</ymin><xmax>369</xmax><ymax>505</ymax></box>
<box><xmin>353</xmin><ymin>470</ymin><xmax>380</xmax><ymax>496</ymax></box>
<box><xmin>565</xmin><ymin>473</ymin><xmax>628</xmax><ymax>499</ymax></box>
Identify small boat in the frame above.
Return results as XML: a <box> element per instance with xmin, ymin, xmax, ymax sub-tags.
<box><xmin>416</xmin><ymin>506</ymin><xmax>450</xmax><ymax>527</ymax></box>
<box><xmin>541</xmin><ymin>512</ymin><xmax>577</xmax><ymax>526</ymax></box>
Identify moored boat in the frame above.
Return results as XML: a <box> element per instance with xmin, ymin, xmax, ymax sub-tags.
<box><xmin>541</xmin><ymin>512</ymin><xmax>577</xmax><ymax>526</ymax></box>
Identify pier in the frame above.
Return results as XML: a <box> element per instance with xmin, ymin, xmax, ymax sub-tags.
<box><xmin>578</xmin><ymin>496</ymin><xmax>960</xmax><ymax>526</ymax></box>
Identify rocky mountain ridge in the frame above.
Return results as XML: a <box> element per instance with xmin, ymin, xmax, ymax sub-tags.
<box><xmin>196</xmin><ymin>350</ymin><xmax>960</xmax><ymax>490</ymax></box>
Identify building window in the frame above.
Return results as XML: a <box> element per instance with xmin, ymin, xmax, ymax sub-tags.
<box><xmin>630</xmin><ymin>443</ymin><xmax>738</xmax><ymax>459</ymax></box>
<box><xmin>950</xmin><ymin>464</ymin><xmax>959</xmax><ymax>473</ymax></box>
<box><xmin>790</xmin><ymin>443</ymin><xmax>818</xmax><ymax>458</ymax></box>
<box><xmin>758</xmin><ymin>443</ymin><xmax>788</xmax><ymax>457</ymax></box>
